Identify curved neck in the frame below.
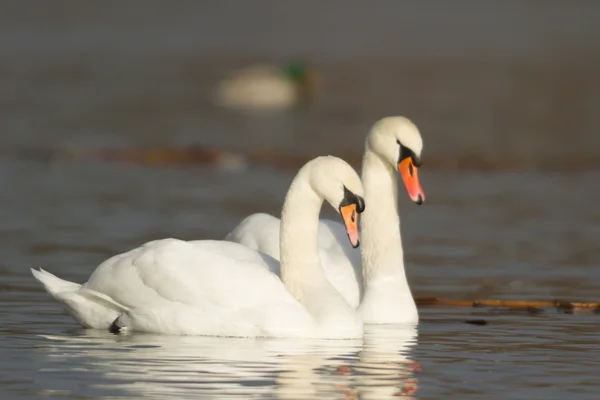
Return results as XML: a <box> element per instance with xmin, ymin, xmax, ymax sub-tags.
<box><xmin>360</xmin><ymin>146</ymin><xmax>409</xmax><ymax>286</ymax></box>
<box><xmin>279</xmin><ymin>177</ymin><xmax>328</xmax><ymax>301</ymax></box>
<box><xmin>357</xmin><ymin>143</ymin><xmax>418</xmax><ymax>324</ymax></box>
<box><xmin>279</xmin><ymin>170</ymin><xmax>360</xmax><ymax>332</ymax></box>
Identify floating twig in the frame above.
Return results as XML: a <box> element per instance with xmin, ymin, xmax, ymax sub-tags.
<box><xmin>415</xmin><ymin>297</ymin><xmax>600</xmax><ymax>313</ymax></box>
<box><xmin>7</xmin><ymin>144</ymin><xmax>600</xmax><ymax>172</ymax></box>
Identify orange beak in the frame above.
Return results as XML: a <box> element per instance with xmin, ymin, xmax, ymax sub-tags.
<box><xmin>399</xmin><ymin>158</ymin><xmax>425</xmax><ymax>204</ymax></box>
<box><xmin>339</xmin><ymin>204</ymin><xmax>360</xmax><ymax>248</ymax></box>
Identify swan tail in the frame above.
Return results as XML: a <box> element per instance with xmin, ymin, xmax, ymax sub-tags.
<box><xmin>31</xmin><ymin>267</ymin><xmax>80</xmax><ymax>295</ymax></box>
<box><xmin>31</xmin><ymin>268</ymin><xmax>128</xmax><ymax>330</ymax></box>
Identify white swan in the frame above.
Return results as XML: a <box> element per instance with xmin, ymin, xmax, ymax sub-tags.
<box><xmin>226</xmin><ymin>117</ymin><xmax>424</xmax><ymax>324</ymax></box>
<box><xmin>31</xmin><ymin>156</ymin><xmax>366</xmax><ymax>338</ymax></box>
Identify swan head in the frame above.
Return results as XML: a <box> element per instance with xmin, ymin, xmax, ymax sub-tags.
<box><xmin>306</xmin><ymin>156</ymin><xmax>365</xmax><ymax>248</ymax></box>
<box><xmin>367</xmin><ymin>116</ymin><xmax>425</xmax><ymax>205</ymax></box>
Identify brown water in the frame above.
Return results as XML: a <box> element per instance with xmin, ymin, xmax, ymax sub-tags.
<box><xmin>1</xmin><ymin>2</ymin><xmax>600</xmax><ymax>399</ymax></box>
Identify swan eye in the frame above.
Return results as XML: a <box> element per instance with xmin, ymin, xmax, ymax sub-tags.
<box><xmin>398</xmin><ymin>143</ymin><xmax>421</xmax><ymax>167</ymax></box>
<box><xmin>340</xmin><ymin>186</ymin><xmax>365</xmax><ymax>213</ymax></box>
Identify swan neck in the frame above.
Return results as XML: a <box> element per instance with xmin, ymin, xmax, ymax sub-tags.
<box><xmin>360</xmin><ymin>147</ymin><xmax>407</xmax><ymax>282</ymax></box>
<box><xmin>279</xmin><ymin>176</ymin><xmax>324</xmax><ymax>297</ymax></box>
<box><xmin>279</xmin><ymin>166</ymin><xmax>363</xmax><ymax>334</ymax></box>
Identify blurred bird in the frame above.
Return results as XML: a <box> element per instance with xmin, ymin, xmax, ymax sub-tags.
<box><xmin>213</xmin><ymin>60</ymin><xmax>319</xmax><ymax>110</ymax></box>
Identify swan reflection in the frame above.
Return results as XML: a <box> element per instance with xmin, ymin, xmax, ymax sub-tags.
<box><xmin>36</xmin><ymin>324</ymin><xmax>418</xmax><ymax>399</ymax></box>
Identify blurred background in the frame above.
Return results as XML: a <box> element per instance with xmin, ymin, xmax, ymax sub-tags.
<box><xmin>1</xmin><ymin>0</ymin><xmax>599</xmax><ymax>298</ymax></box>
<box><xmin>2</xmin><ymin>2</ymin><xmax>600</xmax><ymax>398</ymax></box>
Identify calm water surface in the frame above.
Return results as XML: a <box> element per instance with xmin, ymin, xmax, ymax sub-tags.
<box><xmin>1</xmin><ymin>2</ymin><xmax>600</xmax><ymax>399</ymax></box>
<box><xmin>2</xmin><ymin>162</ymin><xmax>599</xmax><ymax>399</ymax></box>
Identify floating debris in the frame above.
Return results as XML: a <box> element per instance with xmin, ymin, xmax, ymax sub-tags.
<box><xmin>464</xmin><ymin>319</ymin><xmax>488</xmax><ymax>326</ymax></box>
<box><xmin>6</xmin><ymin>144</ymin><xmax>600</xmax><ymax>172</ymax></box>
<box><xmin>415</xmin><ymin>297</ymin><xmax>600</xmax><ymax>313</ymax></box>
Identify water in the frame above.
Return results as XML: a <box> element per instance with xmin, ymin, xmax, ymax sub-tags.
<box><xmin>1</xmin><ymin>2</ymin><xmax>600</xmax><ymax>399</ymax></box>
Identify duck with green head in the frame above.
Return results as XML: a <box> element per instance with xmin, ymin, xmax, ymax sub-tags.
<box><xmin>213</xmin><ymin>60</ymin><xmax>319</xmax><ymax>110</ymax></box>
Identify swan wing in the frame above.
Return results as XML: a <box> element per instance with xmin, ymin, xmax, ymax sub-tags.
<box><xmin>84</xmin><ymin>238</ymin><xmax>312</xmax><ymax>336</ymax></box>
<box><xmin>225</xmin><ymin>213</ymin><xmax>282</xmax><ymax>261</ymax></box>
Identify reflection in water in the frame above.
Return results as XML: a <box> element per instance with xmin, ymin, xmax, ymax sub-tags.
<box><xmin>357</xmin><ymin>325</ymin><xmax>420</xmax><ymax>399</ymax></box>
<box><xmin>35</xmin><ymin>325</ymin><xmax>418</xmax><ymax>399</ymax></box>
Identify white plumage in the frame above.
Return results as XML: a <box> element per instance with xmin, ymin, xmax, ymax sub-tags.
<box><xmin>227</xmin><ymin>117</ymin><xmax>425</xmax><ymax>324</ymax></box>
<box><xmin>32</xmin><ymin>156</ymin><xmax>365</xmax><ymax>338</ymax></box>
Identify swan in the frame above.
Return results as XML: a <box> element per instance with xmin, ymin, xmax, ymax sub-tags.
<box><xmin>31</xmin><ymin>156</ymin><xmax>366</xmax><ymax>338</ymax></box>
<box><xmin>226</xmin><ymin>117</ymin><xmax>424</xmax><ymax>324</ymax></box>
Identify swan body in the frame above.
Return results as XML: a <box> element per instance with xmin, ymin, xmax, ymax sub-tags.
<box><xmin>226</xmin><ymin>214</ymin><xmax>363</xmax><ymax>309</ymax></box>
<box><xmin>32</xmin><ymin>156</ymin><xmax>365</xmax><ymax>338</ymax></box>
<box><xmin>227</xmin><ymin>117</ymin><xmax>425</xmax><ymax>324</ymax></box>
